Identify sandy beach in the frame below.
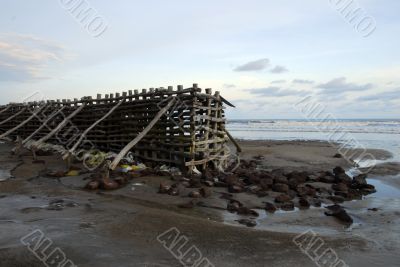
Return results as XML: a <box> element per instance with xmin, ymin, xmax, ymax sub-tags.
<box><xmin>0</xmin><ymin>140</ymin><xmax>399</xmax><ymax>267</ymax></box>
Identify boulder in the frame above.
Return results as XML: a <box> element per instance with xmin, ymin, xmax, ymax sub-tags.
<box><xmin>274</xmin><ymin>175</ymin><xmax>288</xmax><ymax>184</ymax></box>
<box><xmin>353</xmin><ymin>174</ymin><xmax>367</xmax><ymax>186</ymax></box>
<box><xmin>260</xmin><ymin>178</ymin><xmax>273</xmax><ymax>190</ymax></box>
<box><xmin>264</xmin><ymin>202</ymin><xmax>277</xmax><ymax>213</ymax></box>
<box><xmin>188</xmin><ymin>191</ymin><xmax>201</xmax><ymax>198</ymax></box>
<box><xmin>228</xmin><ymin>185</ymin><xmax>244</xmax><ymax>193</ymax></box>
<box><xmin>298</xmin><ymin>198</ymin><xmax>310</xmax><ymax>209</ymax></box>
<box><xmin>200</xmin><ymin>187</ymin><xmax>212</xmax><ymax>198</ymax></box>
<box><xmin>237</xmin><ymin>207</ymin><xmax>259</xmax><ymax>217</ymax></box>
<box><xmin>236</xmin><ymin>219</ymin><xmax>257</xmax><ymax>227</ymax></box>
<box><xmin>332</xmin><ymin>183</ymin><xmax>348</xmax><ymax>192</ymax></box>
<box><xmin>325</xmin><ymin>205</ymin><xmax>353</xmax><ymax>224</ymax></box>
<box><xmin>272</xmin><ymin>183</ymin><xmax>289</xmax><ymax>193</ymax></box>
<box><xmin>333</xmin><ymin>166</ymin><xmax>346</xmax><ymax>175</ymax></box>
<box><xmin>335</xmin><ymin>173</ymin><xmax>352</xmax><ymax>184</ymax></box>
<box><xmin>275</xmin><ymin>194</ymin><xmax>291</xmax><ymax>203</ymax></box>
<box><xmin>320</xmin><ymin>175</ymin><xmax>335</xmax><ymax>183</ymax></box>
<box><xmin>280</xmin><ymin>201</ymin><xmax>295</xmax><ymax>211</ymax></box>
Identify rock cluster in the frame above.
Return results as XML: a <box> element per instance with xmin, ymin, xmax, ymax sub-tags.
<box><xmin>158</xmin><ymin>158</ymin><xmax>376</xmax><ymax>226</ymax></box>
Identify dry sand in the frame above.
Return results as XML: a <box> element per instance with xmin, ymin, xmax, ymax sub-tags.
<box><xmin>0</xmin><ymin>140</ymin><xmax>399</xmax><ymax>267</ymax></box>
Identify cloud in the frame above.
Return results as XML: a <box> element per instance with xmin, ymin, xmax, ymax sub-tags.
<box><xmin>223</xmin><ymin>83</ymin><xmax>236</xmax><ymax>88</ymax></box>
<box><xmin>234</xmin><ymin>58</ymin><xmax>269</xmax><ymax>72</ymax></box>
<box><xmin>270</xmin><ymin>65</ymin><xmax>288</xmax><ymax>73</ymax></box>
<box><xmin>316</xmin><ymin>77</ymin><xmax>373</xmax><ymax>94</ymax></box>
<box><xmin>357</xmin><ymin>88</ymin><xmax>400</xmax><ymax>101</ymax></box>
<box><xmin>247</xmin><ymin>86</ymin><xmax>306</xmax><ymax>97</ymax></box>
<box><xmin>0</xmin><ymin>33</ymin><xmax>67</xmax><ymax>82</ymax></box>
<box><xmin>271</xmin><ymin>79</ymin><xmax>286</xmax><ymax>84</ymax></box>
<box><xmin>293</xmin><ymin>79</ymin><xmax>314</xmax><ymax>84</ymax></box>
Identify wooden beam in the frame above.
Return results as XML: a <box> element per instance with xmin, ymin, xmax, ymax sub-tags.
<box><xmin>65</xmin><ymin>99</ymin><xmax>124</xmax><ymax>157</ymax></box>
<box><xmin>0</xmin><ymin>104</ymin><xmax>47</xmax><ymax>139</ymax></box>
<box><xmin>33</xmin><ymin>103</ymin><xmax>86</xmax><ymax>147</ymax></box>
<box><xmin>22</xmin><ymin>106</ymin><xmax>66</xmax><ymax>145</ymax></box>
<box><xmin>109</xmin><ymin>97</ymin><xmax>176</xmax><ymax>170</ymax></box>
<box><xmin>0</xmin><ymin>107</ymin><xmax>27</xmax><ymax>126</ymax></box>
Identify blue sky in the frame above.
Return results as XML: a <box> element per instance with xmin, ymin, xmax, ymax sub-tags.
<box><xmin>0</xmin><ymin>0</ymin><xmax>399</xmax><ymax>119</ymax></box>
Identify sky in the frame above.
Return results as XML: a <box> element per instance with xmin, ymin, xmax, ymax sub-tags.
<box><xmin>0</xmin><ymin>0</ymin><xmax>399</xmax><ymax>119</ymax></box>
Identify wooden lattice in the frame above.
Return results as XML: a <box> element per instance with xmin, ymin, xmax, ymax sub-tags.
<box><xmin>0</xmin><ymin>84</ymin><xmax>239</xmax><ymax>172</ymax></box>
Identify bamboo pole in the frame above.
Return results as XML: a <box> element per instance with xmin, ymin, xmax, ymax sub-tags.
<box><xmin>0</xmin><ymin>104</ymin><xmax>47</xmax><ymax>139</ymax></box>
<box><xmin>109</xmin><ymin>97</ymin><xmax>176</xmax><ymax>170</ymax></box>
<box><xmin>33</xmin><ymin>103</ymin><xmax>86</xmax><ymax>147</ymax></box>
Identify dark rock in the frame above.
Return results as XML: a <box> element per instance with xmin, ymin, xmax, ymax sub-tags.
<box><xmin>256</xmin><ymin>191</ymin><xmax>269</xmax><ymax>198</ymax></box>
<box><xmin>335</xmin><ymin>173</ymin><xmax>352</xmax><ymax>184</ymax></box>
<box><xmin>274</xmin><ymin>175</ymin><xmax>288</xmax><ymax>184</ymax></box>
<box><xmin>333</xmin><ymin>153</ymin><xmax>343</xmax><ymax>158</ymax></box>
<box><xmin>114</xmin><ymin>176</ymin><xmax>128</xmax><ymax>185</ymax></box>
<box><xmin>236</xmin><ymin>219</ymin><xmax>257</xmax><ymax>227</ymax></box>
<box><xmin>219</xmin><ymin>192</ymin><xmax>233</xmax><ymax>200</ymax></box>
<box><xmin>275</xmin><ymin>194</ymin><xmax>291</xmax><ymax>203</ymax></box>
<box><xmin>102</xmin><ymin>179</ymin><xmax>119</xmax><ymax>190</ymax></box>
<box><xmin>311</xmin><ymin>198</ymin><xmax>322</xmax><ymax>207</ymax></box>
<box><xmin>200</xmin><ymin>187</ymin><xmax>212</xmax><ymax>198</ymax></box>
<box><xmin>248</xmin><ymin>185</ymin><xmax>262</xmax><ymax>194</ymax></box>
<box><xmin>280</xmin><ymin>201</ymin><xmax>295</xmax><ymax>211</ymax></box>
<box><xmin>288</xmin><ymin>190</ymin><xmax>297</xmax><ymax>199</ymax></box>
<box><xmin>298</xmin><ymin>198</ymin><xmax>310</xmax><ymax>209</ymax></box>
<box><xmin>85</xmin><ymin>180</ymin><xmax>100</xmax><ymax>190</ymax></box>
<box><xmin>158</xmin><ymin>183</ymin><xmax>171</xmax><ymax>194</ymax></box>
<box><xmin>325</xmin><ymin>205</ymin><xmax>353</xmax><ymax>224</ymax></box>
<box><xmin>320</xmin><ymin>175</ymin><xmax>335</xmax><ymax>183</ymax></box>
<box><xmin>360</xmin><ymin>184</ymin><xmax>376</xmax><ymax>195</ymax></box>
<box><xmin>253</xmin><ymin>155</ymin><xmax>265</xmax><ymax>160</ymax></box>
<box><xmin>227</xmin><ymin>200</ymin><xmax>242</xmax><ymax>212</ymax></box>
<box><xmin>259</xmin><ymin>178</ymin><xmax>273</xmax><ymax>190</ymax></box>
<box><xmin>203</xmin><ymin>180</ymin><xmax>214</xmax><ymax>187</ymax></box>
<box><xmin>288</xmin><ymin>178</ymin><xmax>300</xmax><ymax>190</ymax></box>
<box><xmin>264</xmin><ymin>202</ymin><xmax>277</xmax><ymax>213</ymax></box>
<box><xmin>188</xmin><ymin>191</ymin><xmax>201</xmax><ymax>198</ymax></box>
<box><xmin>228</xmin><ymin>185</ymin><xmax>244</xmax><ymax>193</ymax></box>
<box><xmin>202</xmin><ymin>169</ymin><xmax>213</xmax><ymax>180</ymax></box>
<box><xmin>332</xmin><ymin>183</ymin><xmax>348</xmax><ymax>192</ymax></box>
<box><xmin>333</xmin><ymin>166</ymin><xmax>346</xmax><ymax>175</ymax></box>
<box><xmin>353</xmin><ymin>174</ymin><xmax>367</xmax><ymax>186</ymax></box>
<box><xmin>168</xmin><ymin>187</ymin><xmax>180</xmax><ymax>196</ymax></box>
<box><xmin>286</xmin><ymin>171</ymin><xmax>308</xmax><ymax>183</ymax></box>
<box><xmin>368</xmin><ymin>208</ymin><xmax>379</xmax><ymax>212</ymax></box>
<box><xmin>272</xmin><ymin>183</ymin><xmax>289</xmax><ymax>193</ymax></box>
<box><xmin>178</xmin><ymin>201</ymin><xmax>195</xmax><ymax>209</ymax></box>
<box><xmin>237</xmin><ymin>207</ymin><xmax>259</xmax><ymax>217</ymax></box>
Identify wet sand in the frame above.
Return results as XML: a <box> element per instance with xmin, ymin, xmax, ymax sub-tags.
<box><xmin>0</xmin><ymin>141</ymin><xmax>399</xmax><ymax>267</ymax></box>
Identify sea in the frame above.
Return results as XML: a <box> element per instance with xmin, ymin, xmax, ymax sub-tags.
<box><xmin>227</xmin><ymin>119</ymin><xmax>400</xmax><ymax>162</ymax></box>
<box><xmin>227</xmin><ymin>119</ymin><xmax>400</xmax><ymax>199</ymax></box>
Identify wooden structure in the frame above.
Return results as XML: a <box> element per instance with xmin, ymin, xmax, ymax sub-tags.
<box><xmin>0</xmin><ymin>84</ymin><xmax>239</xmax><ymax>172</ymax></box>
